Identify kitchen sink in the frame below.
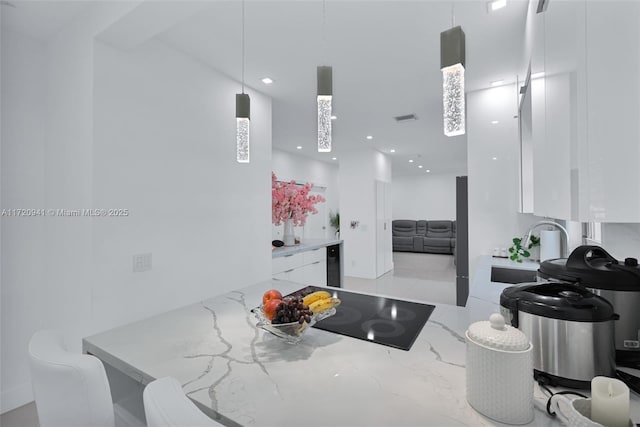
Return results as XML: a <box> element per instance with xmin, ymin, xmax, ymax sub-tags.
<box><xmin>490</xmin><ymin>266</ymin><xmax>538</xmax><ymax>284</ymax></box>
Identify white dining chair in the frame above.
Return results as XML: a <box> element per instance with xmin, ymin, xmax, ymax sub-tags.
<box><xmin>143</xmin><ymin>377</ymin><xmax>222</xmax><ymax>427</ymax></box>
<box><xmin>28</xmin><ymin>329</ymin><xmax>115</xmax><ymax>427</ymax></box>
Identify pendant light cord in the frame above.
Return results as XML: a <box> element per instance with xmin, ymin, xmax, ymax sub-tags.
<box><xmin>451</xmin><ymin>3</ymin><xmax>455</xmax><ymax>27</ymax></box>
<box><xmin>242</xmin><ymin>0</ymin><xmax>245</xmax><ymax>94</ymax></box>
<box><xmin>322</xmin><ymin>0</ymin><xmax>327</xmax><ymax>63</ymax></box>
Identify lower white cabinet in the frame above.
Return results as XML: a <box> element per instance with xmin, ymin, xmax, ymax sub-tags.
<box><xmin>272</xmin><ymin>248</ymin><xmax>327</xmax><ymax>286</ymax></box>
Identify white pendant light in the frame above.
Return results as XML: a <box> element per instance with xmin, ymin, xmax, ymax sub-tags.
<box><xmin>317</xmin><ymin>65</ymin><xmax>332</xmax><ymax>152</ymax></box>
<box><xmin>236</xmin><ymin>93</ymin><xmax>250</xmax><ymax>163</ymax></box>
<box><xmin>317</xmin><ymin>0</ymin><xmax>332</xmax><ymax>153</ymax></box>
<box><xmin>440</xmin><ymin>25</ymin><xmax>466</xmax><ymax>137</ymax></box>
<box><xmin>236</xmin><ymin>0</ymin><xmax>250</xmax><ymax>163</ymax></box>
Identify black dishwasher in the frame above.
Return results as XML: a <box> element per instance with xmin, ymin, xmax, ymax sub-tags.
<box><xmin>326</xmin><ymin>244</ymin><xmax>341</xmax><ymax>288</ymax></box>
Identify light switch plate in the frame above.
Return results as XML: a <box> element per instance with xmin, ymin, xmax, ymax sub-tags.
<box><xmin>133</xmin><ymin>253</ymin><xmax>152</xmax><ymax>272</ymax></box>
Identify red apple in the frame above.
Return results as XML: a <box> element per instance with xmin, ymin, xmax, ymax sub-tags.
<box><xmin>263</xmin><ymin>298</ymin><xmax>282</xmax><ymax>321</ymax></box>
<box><xmin>262</xmin><ymin>289</ymin><xmax>283</xmax><ymax>306</ymax></box>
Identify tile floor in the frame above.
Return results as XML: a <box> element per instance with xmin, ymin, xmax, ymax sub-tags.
<box><xmin>343</xmin><ymin>251</ymin><xmax>457</xmax><ymax>305</ymax></box>
<box><xmin>0</xmin><ymin>251</ymin><xmax>455</xmax><ymax>426</ymax></box>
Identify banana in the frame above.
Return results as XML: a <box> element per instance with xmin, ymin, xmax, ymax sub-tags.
<box><xmin>308</xmin><ymin>297</ymin><xmax>341</xmax><ymax>314</ymax></box>
<box><xmin>302</xmin><ymin>290</ymin><xmax>331</xmax><ymax>306</ymax></box>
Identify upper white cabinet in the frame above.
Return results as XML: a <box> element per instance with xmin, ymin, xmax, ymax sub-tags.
<box><xmin>582</xmin><ymin>1</ymin><xmax>640</xmax><ymax>222</ymax></box>
<box><xmin>533</xmin><ymin>1</ymin><xmax>640</xmax><ymax>222</ymax></box>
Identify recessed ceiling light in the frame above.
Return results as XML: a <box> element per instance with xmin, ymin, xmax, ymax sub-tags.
<box><xmin>296</xmin><ymin>146</ymin><xmax>302</xmax><ymax>150</ymax></box>
<box><xmin>492</xmin><ymin>156</ymin><xmax>498</xmax><ymax>160</ymax></box>
<box><xmin>390</xmin><ymin>149</ymin><xmax>396</xmax><ymax>153</ymax></box>
<box><xmin>426</xmin><ymin>169</ymin><xmax>431</xmax><ymax>173</ymax></box>
<box><xmin>408</xmin><ymin>159</ymin><xmax>414</xmax><ymax>163</ymax></box>
<box><xmin>261</xmin><ymin>77</ymin><xmax>273</xmax><ymax>84</ymax></box>
<box><xmin>491</xmin><ymin>120</ymin><xmax>499</xmax><ymax>124</ymax></box>
<box><xmin>490</xmin><ymin>80</ymin><xmax>504</xmax><ymax>87</ymax></box>
<box><xmin>488</xmin><ymin>0</ymin><xmax>507</xmax><ymax>12</ymax></box>
<box><xmin>332</xmin><ymin>157</ymin><xmax>337</xmax><ymax>160</ymax></box>
<box><xmin>331</xmin><ymin>115</ymin><xmax>337</xmax><ymax>120</ymax></box>
<box><xmin>531</xmin><ymin>72</ymin><xmax>545</xmax><ymax>79</ymax></box>
<box><xmin>366</xmin><ymin>135</ymin><xmax>373</xmax><ymax>140</ymax></box>
<box><xmin>418</xmin><ymin>165</ymin><xmax>423</xmax><ymax>168</ymax></box>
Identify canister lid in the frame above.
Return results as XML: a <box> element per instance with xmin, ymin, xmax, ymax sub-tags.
<box><xmin>467</xmin><ymin>313</ymin><xmax>530</xmax><ymax>351</ymax></box>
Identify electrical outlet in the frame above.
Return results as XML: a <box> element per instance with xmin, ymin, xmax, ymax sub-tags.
<box><xmin>133</xmin><ymin>253</ymin><xmax>152</xmax><ymax>272</ymax></box>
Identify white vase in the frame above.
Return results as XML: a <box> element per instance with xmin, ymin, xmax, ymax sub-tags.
<box><xmin>283</xmin><ymin>219</ymin><xmax>295</xmax><ymax>246</ymax></box>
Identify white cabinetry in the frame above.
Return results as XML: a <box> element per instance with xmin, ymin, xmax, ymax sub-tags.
<box><xmin>582</xmin><ymin>1</ymin><xmax>640</xmax><ymax>222</ymax></box>
<box><xmin>532</xmin><ymin>1</ymin><xmax>640</xmax><ymax>222</ymax></box>
<box><xmin>272</xmin><ymin>248</ymin><xmax>327</xmax><ymax>286</ymax></box>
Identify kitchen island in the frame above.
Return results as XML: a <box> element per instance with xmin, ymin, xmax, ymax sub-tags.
<box><xmin>84</xmin><ymin>279</ymin><xmax>640</xmax><ymax>427</ymax></box>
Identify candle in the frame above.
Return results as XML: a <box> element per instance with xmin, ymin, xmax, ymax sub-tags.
<box><xmin>591</xmin><ymin>376</ymin><xmax>630</xmax><ymax>427</ymax></box>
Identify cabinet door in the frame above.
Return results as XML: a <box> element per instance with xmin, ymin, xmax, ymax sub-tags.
<box><xmin>535</xmin><ymin>0</ymin><xmax>586</xmax><ymax>220</ymax></box>
<box><xmin>582</xmin><ymin>1</ymin><xmax>640</xmax><ymax>221</ymax></box>
<box><xmin>302</xmin><ymin>261</ymin><xmax>327</xmax><ymax>287</ymax></box>
<box><xmin>288</xmin><ymin>266</ymin><xmax>305</xmax><ymax>285</ymax></box>
<box><xmin>272</xmin><ymin>253</ymin><xmax>302</xmax><ymax>275</ymax></box>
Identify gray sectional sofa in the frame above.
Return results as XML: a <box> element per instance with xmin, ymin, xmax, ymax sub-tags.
<box><xmin>392</xmin><ymin>220</ymin><xmax>456</xmax><ymax>254</ymax></box>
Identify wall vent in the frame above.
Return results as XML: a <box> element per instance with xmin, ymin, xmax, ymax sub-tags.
<box><xmin>394</xmin><ymin>114</ymin><xmax>418</xmax><ymax>122</ymax></box>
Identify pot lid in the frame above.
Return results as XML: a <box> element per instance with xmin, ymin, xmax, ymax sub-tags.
<box><xmin>467</xmin><ymin>313</ymin><xmax>530</xmax><ymax>351</ymax></box>
<box><xmin>500</xmin><ymin>282</ymin><xmax>616</xmax><ymax>322</ymax></box>
<box><xmin>538</xmin><ymin>245</ymin><xmax>640</xmax><ymax>292</ymax></box>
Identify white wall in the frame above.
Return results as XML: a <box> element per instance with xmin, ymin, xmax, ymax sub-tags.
<box><xmin>1</xmin><ymin>28</ymin><xmax>48</xmax><ymax>412</ymax></box>
<box><xmin>339</xmin><ymin>149</ymin><xmax>391</xmax><ymax>279</ymax></box>
<box><xmin>392</xmin><ymin>173</ymin><xmax>457</xmax><ymax>221</ymax></box>
<box><xmin>1</xmin><ymin>16</ymin><xmax>272</xmax><ymax>412</ymax></box>
<box><xmin>271</xmin><ymin>149</ymin><xmax>338</xmax><ymax>240</ymax></box>
<box><xmin>467</xmin><ymin>84</ymin><xmax>541</xmax><ymax>281</ymax></box>
<box><xmin>91</xmin><ymin>40</ymin><xmax>272</xmax><ymax>331</ymax></box>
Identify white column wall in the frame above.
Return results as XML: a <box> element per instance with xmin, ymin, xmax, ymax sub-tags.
<box><xmin>1</xmin><ymin>20</ymin><xmax>272</xmax><ymax>412</ymax></box>
<box><xmin>466</xmin><ymin>84</ymin><xmax>541</xmax><ymax>281</ymax></box>
<box><xmin>392</xmin><ymin>174</ymin><xmax>457</xmax><ymax>221</ymax></box>
<box><xmin>339</xmin><ymin>149</ymin><xmax>391</xmax><ymax>279</ymax></box>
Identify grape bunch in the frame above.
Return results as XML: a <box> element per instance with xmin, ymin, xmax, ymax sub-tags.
<box><xmin>271</xmin><ymin>297</ymin><xmax>313</xmax><ymax>325</ymax></box>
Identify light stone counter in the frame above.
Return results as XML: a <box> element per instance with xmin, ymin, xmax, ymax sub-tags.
<box><xmin>84</xmin><ymin>279</ymin><xmax>640</xmax><ymax>427</ymax></box>
<box><xmin>271</xmin><ymin>238</ymin><xmax>342</xmax><ymax>258</ymax></box>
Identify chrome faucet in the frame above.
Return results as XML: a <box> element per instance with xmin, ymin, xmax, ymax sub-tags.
<box><xmin>522</xmin><ymin>220</ymin><xmax>570</xmax><ymax>258</ymax></box>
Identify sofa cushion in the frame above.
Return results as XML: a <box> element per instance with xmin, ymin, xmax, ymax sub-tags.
<box><xmin>392</xmin><ymin>220</ymin><xmax>417</xmax><ymax>237</ymax></box>
<box><xmin>423</xmin><ymin>237</ymin><xmax>451</xmax><ymax>248</ymax></box>
<box><xmin>393</xmin><ymin>236</ymin><xmax>414</xmax><ymax>251</ymax></box>
<box><xmin>416</xmin><ymin>220</ymin><xmax>428</xmax><ymax>236</ymax></box>
<box><xmin>426</xmin><ymin>221</ymin><xmax>453</xmax><ymax>238</ymax></box>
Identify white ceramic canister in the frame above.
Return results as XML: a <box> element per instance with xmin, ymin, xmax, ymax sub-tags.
<box><xmin>466</xmin><ymin>313</ymin><xmax>534</xmax><ymax>425</ymax></box>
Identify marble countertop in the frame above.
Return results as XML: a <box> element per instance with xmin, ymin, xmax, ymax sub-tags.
<box><xmin>272</xmin><ymin>238</ymin><xmax>342</xmax><ymax>258</ymax></box>
<box><xmin>84</xmin><ymin>279</ymin><xmax>639</xmax><ymax>427</ymax></box>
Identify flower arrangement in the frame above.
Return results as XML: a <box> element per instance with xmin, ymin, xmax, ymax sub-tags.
<box><xmin>272</xmin><ymin>172</ymin><xmax>325</xmax><ymax>226</ymax></box>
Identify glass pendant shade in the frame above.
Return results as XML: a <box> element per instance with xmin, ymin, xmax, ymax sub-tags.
<box><xmin>317</xmin><ymin>66</ymin><xmax>332</xmax><ymax>152</ymax></box>
<box><xmin>442</xmin><ymin>63</ymin><xmax>465</xmax><ymax>137</ymax></box>
<box><xmin>236</xmin><ymin>93</ymin><xmax>250</xmax><ymax>163</ymax></box>
<box><xmin>440</xmin><ymin>26</ymin><xmax>466</xmax><ymax>137</ymax></box>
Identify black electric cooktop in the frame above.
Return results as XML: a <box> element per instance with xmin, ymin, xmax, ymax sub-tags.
<box><xmin>289</xmin><ymin>286</ymin><xmax>435</xmax><ymax>351</ymax></box>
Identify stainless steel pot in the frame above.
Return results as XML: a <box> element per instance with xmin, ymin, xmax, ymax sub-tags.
<box><xmin>500</xmin><ymin>282</ymin><xmax>616</xmax><ymax>389</ymax></box>
<box><xmin>538</xmin><ymin>246</ymin><xmax>640</xmax><ymax>368</ymax></box>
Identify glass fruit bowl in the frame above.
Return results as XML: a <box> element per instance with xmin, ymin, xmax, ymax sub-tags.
<box><xmin>252</xmin><ymin>306</ymin><xmax>336</xmax><ymax>344</ymax></box>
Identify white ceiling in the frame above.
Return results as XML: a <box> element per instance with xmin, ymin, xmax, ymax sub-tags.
<box><xmin>2</xmin><ymin>0</ymin><xmax>529</xmax><ymax>176</ymax></box>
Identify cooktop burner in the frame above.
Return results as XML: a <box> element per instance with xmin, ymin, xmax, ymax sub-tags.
<box><xmin>289</xmin><ymin>286</ymin><xmax>435</xmax><ymax>351</ymax></box>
